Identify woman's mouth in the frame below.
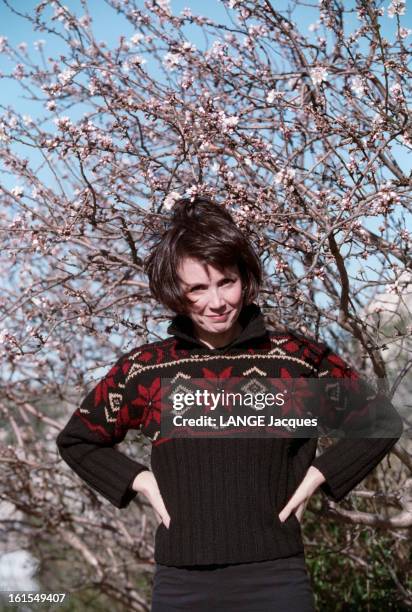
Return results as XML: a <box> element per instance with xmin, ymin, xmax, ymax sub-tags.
<box><xmin>208</xmin><ymin>312</ymin><xmax>230</xmax><ymax>320</ymax></box>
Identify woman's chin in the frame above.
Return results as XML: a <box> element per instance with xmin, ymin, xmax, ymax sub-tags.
<box><xmin>205</xmin><ymin>324</ymin><xmax>229</xmax><ymax>334</ymax></box>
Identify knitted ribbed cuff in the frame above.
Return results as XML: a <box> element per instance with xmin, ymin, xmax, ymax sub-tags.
<box><xmin>58</xmin><ymin>442</ymin><xmax>150</xmax><ymax>509</ymax></box>
<box><xmin>312</xmin><ymin>437</ymin><xmax>399</xmax><ymax>502</ymax></box>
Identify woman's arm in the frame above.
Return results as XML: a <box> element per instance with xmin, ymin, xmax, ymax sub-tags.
<box><xmin>310</xmin><ymin>344</ymin><xmax>403</xmax><ymax>503</ymax></box>
<box><xmin>56</xmin><ymin>353</ymin><xmax>150</xmax><ymax>509</ymax></box>
<box><xmin>279</xmin><ymin>343</ymin><xmax>403</xmax><ymax>522</ymax></box>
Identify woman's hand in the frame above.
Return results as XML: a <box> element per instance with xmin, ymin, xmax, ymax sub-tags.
<box><xmin>131</xmin><ymin>470</ymin><xmax>171</xmax><ymax>529</ymax></box>
<box><xmin>278</xmin><ymin>465</ymin><xmax>326</xmax><ymax>524</ymax></box>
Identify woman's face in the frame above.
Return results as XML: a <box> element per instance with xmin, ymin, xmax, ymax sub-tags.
<box><xmin>177</xmin><ymin>257</ymin><xmax>244</xmax><ymax>339</ymax></box>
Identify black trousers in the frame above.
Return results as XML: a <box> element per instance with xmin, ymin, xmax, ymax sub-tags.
<box><xmin>150</xmin><ymin>553</ymin><xmax>315</xmax><ymax>612</ymax></box>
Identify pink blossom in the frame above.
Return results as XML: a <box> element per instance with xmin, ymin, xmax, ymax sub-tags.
<box><xmin>0</xmin><ymin>36</ymin><xmax>8</xmax><ymax>53</ymax></box>
<box><xmin>156</xmin><ymin>0</ymin><xmax>171</xmax><ymax>14</ymax></box>
<box><xmin>0</xmin><ymin>122</ymin><xmax>9</xmax><ymax>142</ymax></box>
<box><xmin>387</xmin><ymin>0</ymin><xmax>406</xmax><ymax>18</ymax></box>
<box><xmin>78</xmin><ymin>15</ymin><xmax>92</xmax><ymax>27</ymax></box>
<box><xmin>13</xmin><ymin>64</ymin><xmax>25</xmax><ymax>80</ymax></box>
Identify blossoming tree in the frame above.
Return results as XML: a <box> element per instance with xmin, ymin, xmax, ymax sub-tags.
<box><xmin>0</xmin><ymin>0</ymin><xmax>410</xmax><ymax>608</ymax></box>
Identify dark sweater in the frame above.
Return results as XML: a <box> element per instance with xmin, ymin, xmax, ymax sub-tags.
<box><xmin>56</xmin><ymin>304</ymin><xmax>403</xmax><ymax>566</ymax></box>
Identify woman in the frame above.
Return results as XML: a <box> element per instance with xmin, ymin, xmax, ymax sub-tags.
<box><xmin>56</xmin><ymin>197</ymin><xmax>402</xmax><ymax>611</ymax></box>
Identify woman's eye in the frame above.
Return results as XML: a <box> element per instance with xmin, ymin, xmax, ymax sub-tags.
<box><xmin>188</xmin><ymin>279</ymin><xmax>235</xmax><ymax>292</ymax></box>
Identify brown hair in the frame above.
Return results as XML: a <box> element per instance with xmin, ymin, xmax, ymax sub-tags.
<box><xmin>144</xmin><ymin>197</ymin><xmax>262</xmax><ymax>314</ymax></box>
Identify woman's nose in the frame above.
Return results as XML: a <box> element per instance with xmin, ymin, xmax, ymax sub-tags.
<box><xmin>208</xmin><ymin>289</ymin><xmax>225</xmax><ymax>308</ymax></box>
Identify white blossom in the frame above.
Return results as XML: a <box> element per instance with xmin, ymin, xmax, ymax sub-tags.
<box><xmin>23</xmin><ymin>115</ymin><xmax>34</xmax><ymax>126</ymax></box>
<box><xmin>163</xmin><ymin>52</ymin><xmax>182</xmax><ymax>71</ymax></box>
<box><xmin>372</xmin><ymin>112</ymin><xmax>385</xmax><ymax>125</ymax></box>
<box><xmin>163</xmin><ymin>191</ymin><xmax>181</xmax><ymax>210</ymax></box>
<box><xmin>387</xmin><ymin>0</ymin><xmax>406</xmax><ymax>18</ymax></box>
<box><xmin>351</xmin><ymin>76</ymin><xmax>366</xmax><ymax>95</ymax></box>
<box><xmin>78</xmin><ymin>15</ymin><xmax>92</xmax><ymax>27</ymax></box>
<box><xmin>58</xmin><ymin>68</ymin><xmax>75</xmax><ymax>85</ymax></box>
<box><xmin>130</xmin><ymin>33</ymin><xmax>143</xmax><ymax>45</ymax></box>
<box><xmin>180</xmin><ymin>7</ymin><xmax>192</xmax><ymax>18</ymax></box>
<box><xmin>206</xmin><ymin>41</ymin><xmax>227</xmax><ymax>60</ymax></box>
<box><xmin>220</xmin><ymin>114</ymin><xmax>239</xmax><ymax>131</ymax></box>
<box><xmin>400</xmin><ymin>133</ymin><xmax>412</xmax><ymax>146</ymax></box>
<box><xmin>156</xmin><ymin>0</ymin><xmax>171</xmax><ymax>14</ymax></box>
<box><xmin>181</xmin><ymin>41</ymin><xmax>196</xmax><ymax>52</ymax></box>
<box><xmin>53</xmin><ymin>116</ymin><xmax>72</xmax><ymax>129</ymax></box>
<box><xmin>390</xmin><ymin>82</ymin><xmax>404</xmax><ymax>103</ymax></box>
<box><xmin>266</xmin><ymin>89</ymin><xmax>276</xmax><ymax>104</ymax></box>
<box><xmin>185</xmin><ymin>185</ymin><xmax>202</xmax><ymax>201</ymax></box>
<box><xmin>399</xmin><ymin>27</ymin><xmax>412</xmax><ymax>38</ymax></box>
<box><xmin>129</xmin><ymin>55</ymin><xmax>147</xmax><ymax>66</ymax></box>
<box><xmin>54</xmin><ymin>5</ymin><xmax>70</xmax><ymax>21</ymax></box>
<box><xmin>13</xmin><ymin>64</ymin><xmax>25</xmax><ymax>80</ymax></box>
<box><xmin>11</xmin><ymin>186</ymin><xmax>24</xmax><ymax>197</ymax></box>
<box><xmin>33</xmin><ymin>38</ymin><xmax>46</xmax><ymax>51</ymax></box>
<box><xmin>274</xmin><ymin>168</ymin><xmax>295</xmax><ymax>185</ymax></box>
<box><xmin>0</xmin><ymin>122</ymin><xmax>9</xmax><ymax>142</ymax></box>
<box><xmin>248</xmin><ymin>25</ymin><xmax>268</xmax><ymax>37</ymax></box>
<box><xmin>309</xmin><ymin>66</ymin><xmax>328</xmax><ymax>85</ymax></box>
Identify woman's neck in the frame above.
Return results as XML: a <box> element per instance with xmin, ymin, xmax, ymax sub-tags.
<box><xmin>193</xmin><ymin>320</ymin><xmax>243</xmax><ymax>349</ymax></box>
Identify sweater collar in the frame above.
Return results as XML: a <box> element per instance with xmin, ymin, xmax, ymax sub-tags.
<box><xmin>166</xmin><ymin>302</ymin><xmax>268</xmax><ymax>350</ymax></box>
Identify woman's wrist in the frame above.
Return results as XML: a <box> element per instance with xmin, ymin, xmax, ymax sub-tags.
<box><xmin>131</xmin><ymin>469</ymin><xmax>153</xmax><ymax>494</ymax></box>
<box><xmin>306</xmin><ymin>465</ymin><xmax>326</xmax><ymax>491</ymax></box>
